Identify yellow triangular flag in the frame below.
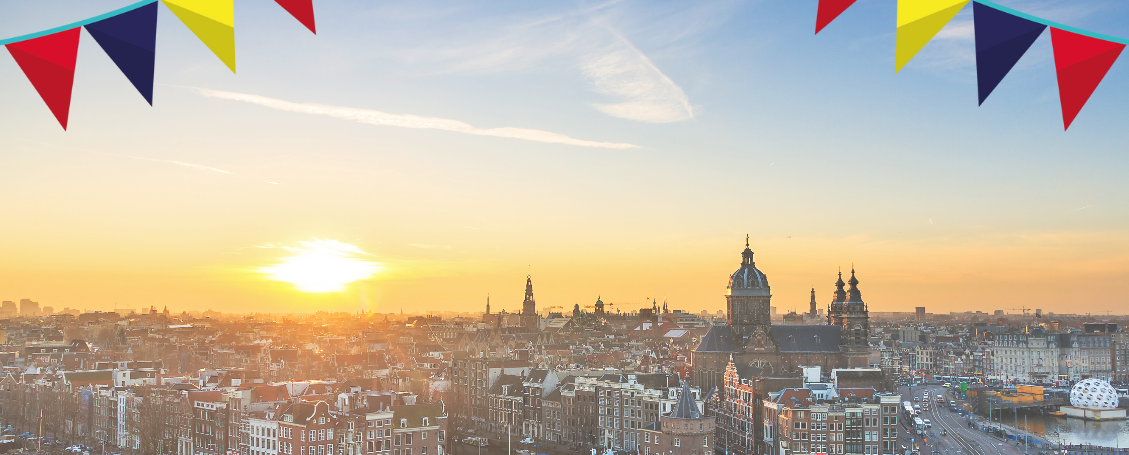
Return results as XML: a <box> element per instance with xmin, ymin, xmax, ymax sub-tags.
<box><xmin>162</xmin><ymin>0</ymin><xmax>236</xmax><ymax>73</ymax></box>
<box><xmin>895</xmin><ymin>0</ymin><xmax>969</xmax><ymax>72</ymax></box>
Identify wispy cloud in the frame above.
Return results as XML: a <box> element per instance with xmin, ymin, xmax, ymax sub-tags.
<box><xmin>78</xmin><ymin>148</ymin><xmax>234</xmax><ymax>175</ymax></box>
<box><xmin>581</xmin><ymin>29</ymin><xmax>694</xmax><ymax>123</ymax></box>
<box><xmin>192</xmin><ymin>88</ymin><xmax>639</xmax><ymax>149</ymax></box>
<box><xmin>382</xmin><ymin>1</ymin><xmax>716</xmax><ymax>123</ymax></box>
<box><xmin>1067</xmin><ymin>204</ymin><xmax>1093</xmax><ymax>213</ymax></box>
<box><xmin>168</xmin><ymin>161</ymin><xmax>232</xmax><ymax>174</ymax></box>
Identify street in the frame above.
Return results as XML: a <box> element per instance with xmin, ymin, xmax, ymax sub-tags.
<box><xmin>901</xmin><ymin>385</ymin><xmax>1032</xmax><ymax>455</ymax></box>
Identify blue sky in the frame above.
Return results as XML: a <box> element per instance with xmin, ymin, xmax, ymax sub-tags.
<box><xmin>1</xmin><ymin>0</ymin><xmax>1128</xmax><ymax>314</ymax></box>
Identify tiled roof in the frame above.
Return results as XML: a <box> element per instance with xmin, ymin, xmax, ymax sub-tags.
<box><xmin>771</xmin><ymin>326</ymin><xmax>843</xmax><ymax>352</ymax></box>
<box><xmin>695</xmin><ymin>325</ymin><xmax>737</xmax><ymax>353</ymax></box>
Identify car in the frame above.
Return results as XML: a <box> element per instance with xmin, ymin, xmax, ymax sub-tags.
<box><xmin>17</xmin><ymin>433</ymin><xmax>28</xmax><ymax>438</ymax></box>
<box><xmin>950</xmin><ymin>401</ymin><xmax>957</xmax><ymax>407</ymax></box>
<box><xmin>519</xmin><ymin>438</ymin><xmax>535</xmax><ymax>445</ymax></box>
<box><xmin>923</xmin><ymin>419</ymin><xmax>931</xmax><ymax>427</ymax></box>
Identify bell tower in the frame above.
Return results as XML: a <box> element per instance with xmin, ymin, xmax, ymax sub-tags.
<box><xmin>521</xmin><ymin>276</ymin><xmax>538</xmax><ymax>332</ymax></box>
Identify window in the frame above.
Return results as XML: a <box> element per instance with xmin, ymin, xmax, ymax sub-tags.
<box><xmin>438</xmin><ymin>431</ymin><xmax>444</xmax><ymax>442</ymax></box>
<box><xmin>422</xmin><ymin>432</ymin><xmax>427</xmax><ymax>440</ymax></box>
<box><xmin>401</xmin><ymin>419</ymin><xmax>408</xmax><ymax>428</ymax></box>
<box><xmin>395</xmin><ymin>436</ymin><xmax>401</xmax><ymax>446</ymax></box>
<box><xmin>422</xmin><ymin>417</ymin><xmax>429</xmax><ymax>427</ymax></box>
<box><xmin>673</xmin><ymin>439</ymin><xmax>680</xmax><ymax>447</ymax></box>
<box><xmin>405</xmin><ymin>434</ymin><xmax>413</xmax><ymax>445</ymax></box>
<box><xmin>421</xmin><ymin>447</ymin><xmax>428</xmax><ymax>455</ymax></box>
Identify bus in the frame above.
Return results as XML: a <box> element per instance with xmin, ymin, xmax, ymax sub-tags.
<box><xmin>914</xmin><ymin>417</ymin><xmax>926</xmax><ymax>435</ymax></box>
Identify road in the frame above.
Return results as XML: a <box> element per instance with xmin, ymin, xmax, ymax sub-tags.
<box><xmin>901</xmin><ymin>385</ymin><xmax>1033</xmax><ymax>455</ymax></box>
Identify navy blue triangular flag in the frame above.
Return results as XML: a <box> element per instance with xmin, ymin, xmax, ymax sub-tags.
<box><xmin>974</xmin><ymin>2</ymin><xmax>1047</xmax><ymax>105</ymax></box>
<box><xmin>85</xmin><ymin>2</ymin><xmax>158</xmax><ymax>105</ymax></box>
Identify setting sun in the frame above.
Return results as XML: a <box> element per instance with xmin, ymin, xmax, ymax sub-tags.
<box><xmin>260</xmin><ymin>240</ymin><xmax>382</xmax><ymax>292</ymax></box>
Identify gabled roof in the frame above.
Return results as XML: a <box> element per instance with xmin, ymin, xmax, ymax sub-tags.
<box><xmin>694</xmin><ymin>325</ymin><xmax>737</xmax><ymax>353</ymax></box>
<box><xmin>771</xmin><ymin>326</ymin><xmax>843</xmax><ymax>352</ymax></box>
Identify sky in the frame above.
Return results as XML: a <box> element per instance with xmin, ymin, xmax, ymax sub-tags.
<box><xmin>2</xmin><ymin>0</ymin><xmax>1129</xmax><ymax>316</ymax></box>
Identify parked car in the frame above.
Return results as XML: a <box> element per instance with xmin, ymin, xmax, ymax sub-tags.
<box><xmin>519</xmin><ymin>438</ymin><xmax>535</xmax><ymax>445</ymax></box>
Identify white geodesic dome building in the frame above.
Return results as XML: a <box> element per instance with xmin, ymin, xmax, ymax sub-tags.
<box><xmin>1069</xmin><ymin>378</ymin><xmax>1119</xmax><ymax>410</ymax></box>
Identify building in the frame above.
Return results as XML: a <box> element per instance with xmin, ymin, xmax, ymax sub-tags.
<box><xmin>1113</xmin><ymin>331</ymin><xmax>1129</xmax><ymax>383</ymax></box>
<box><xmin>640</xmin><ymin>381</ymin><xmax>715</xmax><ymax>455</ymax></box>
<box><xmin>391</xmin><ymin>403</ymin><xmax>447</xmax><ymax>455</ymax></box>
<box><xmin>915</xmin><ymin>307</ymin><xmax>925</xmax><ymax>321</ymax></box>
<box><xmin>247</xmin><ymin>415</ymin><xmax>280</xmax><ymax>455</ymax></box>
<box><xmin>692</xmin><ymin>240</ymin><xmax>872</xmax><ymax>392</ymax></box>
<box><xmin>277</xmin><ymin>401</ymin><xmax>337</xmax><ymax>455</ymax></box>
<box><xmin>0</xmin><ymin>301</ymin><xmax>15</xmax><ymax>317</ymax></box>
<box><xmin>521</xmin><ymin>276</ymin><xmax>539</xmax><ymax>333</ymax></box>
<box><xmin>20</xmin><ymin>298</ymin><xmax>40</xmax><ymax>317</ymax></box>
<box><xmin>761</xmin><ymin>388</ymin><xmax>901</xmax><ymax>455</ymax></box>
<box><xmin>987</xmin><ymin>327</ymin><xmax>1059</xmax><ymax>382</ymax></box>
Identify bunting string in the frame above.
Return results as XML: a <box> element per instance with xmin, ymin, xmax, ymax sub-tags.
<box><xmin>815</xmin><ymin>0</ymin><xmax>1127</xmax><ymax>130</ymax></box>
<box><xmin>1</xmin><ymin>0</ymin><xmax>316</xmax><ymax>130</ymax></box>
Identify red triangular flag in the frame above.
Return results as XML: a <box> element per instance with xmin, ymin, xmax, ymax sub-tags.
<box><xmin>6</xmin><ymin>28</ymin><xmax>81</xmax><ymax>130</ymax></box>
<box><xmin>816</xmin><ymin>0</ymin><xmax>858</xmax><ymax>34</ymax></box>
<box><xmin>275</xmin><ymin>0</ymin><xmax>316</xmax><ymax>34</ymax></box>
<box><xmin>1050</xmin><ymin>28</ymin><xmax>1125</xmax><ymax>130</ymax></box>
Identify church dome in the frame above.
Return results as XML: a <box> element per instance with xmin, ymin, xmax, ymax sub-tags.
<box><xmin>728</xmin><ymin>238</ymin><xmax>770</xmax><ymax>296</ymax></box>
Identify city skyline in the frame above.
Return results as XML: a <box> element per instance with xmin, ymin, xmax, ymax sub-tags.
<box><xmin>4</xmin><ymin>0</ymin><xmax>1129</xmax><ymax>315</ymax></box>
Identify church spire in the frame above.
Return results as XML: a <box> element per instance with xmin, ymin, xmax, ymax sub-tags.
<box><xmin>809</xmin><ymin>287</ymin><xmax>817</xmax><ymax>316</ymax></box>
<box><xmin>847</xmin><ymin>268</ymin><xmax>863</xmax><ymax>303</ymax></box>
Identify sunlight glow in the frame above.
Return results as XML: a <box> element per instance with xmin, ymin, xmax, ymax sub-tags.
<box><xmin>260</xmin><ymin>240</ymin><xmax>382</xmax><ymax>292</ymax></box>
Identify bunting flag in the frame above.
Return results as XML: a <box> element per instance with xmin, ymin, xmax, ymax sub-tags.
<box><xmin>162</xmin><ymin>0</ymin><xmax>237</xmax><ymax>73</ymax></box>
<box><xmin>86</xmin><ymin>2</ymin><xmax>159</xmax><ymax>105</ymax></box>
<box><xmin>1051</xmin><ymin>28</ymin><xmax>1126</xmax><ymax>130</ymax></box>
<box><xmin>819</xmin><ymin>0</ymin><xmax>1129</xmax><ymax>129</ymax></box>
<box><xmin>973</xmin><ymin>2</ymin><xmax>1046</xmax><ymax>105</ymax></box>
<box><xmin>815</xmin><ymin>0</ymin><xmax>857</xmax><ymax>34</ymax></box>
<box><xmin>896</xmin><ymin>0</ymin><xmax>970</xmax><ymax>72</ymax></box>
<box><xmin>275</xmin><ymin>0</ymin><xmax>317</xmax><ymax>34</ymax></box>
<box><xmin>5</xmin><ymin>28</ymin><xmax>81</xmax><ymax>129</ymax></box>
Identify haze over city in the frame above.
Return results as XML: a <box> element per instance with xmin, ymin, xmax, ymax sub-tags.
<box><xmin>3</xmin><ymin>0</ymin><xmax>1129</xmax><ymax>315</ymax></box>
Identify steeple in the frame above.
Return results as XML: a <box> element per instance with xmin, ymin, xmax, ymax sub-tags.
<box><xmin>847</xmin><ymin>268</ymin><xmax>863</xmax><ymax>303</ymax></box>
<box><xmin>809</xmin><ymin>288</ymin><xmax>817</xmax><ymax>316</ymax></box>
<box><xmin>833</xmin><ymin>270</ymin><xmax>847</xmax><ymax>302</ymax></box>
<box><xmin>669</xmin><ymin>380</ymin><xmax>702</xmax><ymax>419</ymax></box>
<box><xmin>486</xmin><ymin>295</ymin><xmax>491</xmax><ymax>314</ymax></box>
<box><xmin>521</xmin><ymin>276</ymin><xmax>538</xmax><ymax>332</ymax></box>
<box><xmin>741</xmin><ymin>234</ymin><xmax>754</xmax><ymax>265</ymax></box>
<box><xmin>663</xmin><ymin>300</ymin><xmax>668</xmax><ymax>313</ymax></box>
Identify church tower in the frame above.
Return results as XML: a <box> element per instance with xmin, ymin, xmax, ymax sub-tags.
<box><xmin>521</xmin><ymin>276</ymin><xmax>538</xmax><ymax>332</ymax></box>
<box><xmin>726</xmin><ymin>236</ymin><xmax>772</xmax><ymax>343</ymax></box>
<box><xmin>808</xmin><ymin>288</ymin><xmax>817</xmax><ymax>317</ymax></box>
<box><xmin>835</xmin><ymin>268</ymin><xmax>871</xmax><ymax>367</ymax></box>
<box><xmin>827</xmin><ymin>271</ymin><xmax>847</xmax><ymax>326</ymax></box>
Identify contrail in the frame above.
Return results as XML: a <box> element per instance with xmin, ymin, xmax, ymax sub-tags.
<box><xmin>191</xmin><ymin>87</ymin><xmax>640</xmax><ymax>150</ymax></box>
<box><xmin>1067</xmin><ymin>204</ymin><xmax>1093</xmax><ymax>213</ymax></box>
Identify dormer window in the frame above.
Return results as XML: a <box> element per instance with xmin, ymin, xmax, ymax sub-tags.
<box><xmin>422</xmin><ymin>417</ymin><xmax>429</xmax><ymax>426</ymax></box>
<box><xmin>401</xmin><ymin>418</ymin><xmax>408</xmax><ymax>428</ymax></box>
